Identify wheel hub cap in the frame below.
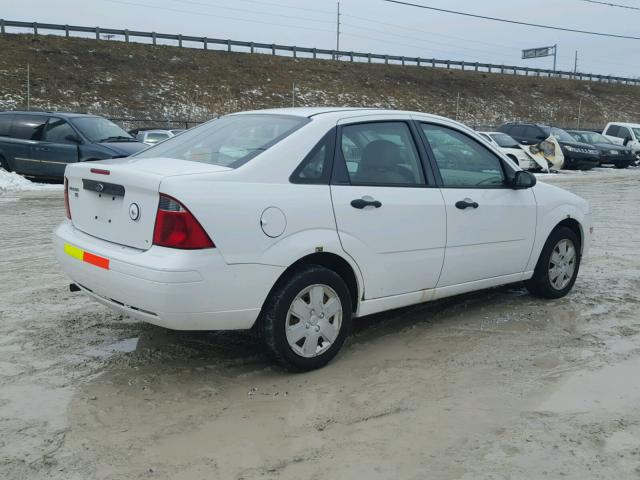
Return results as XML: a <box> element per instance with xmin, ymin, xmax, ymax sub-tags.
<box><xmin>286</xmin><ymin>284</ymin><xmax>343</xmax><ymax>358</ymax></box>
<box><xmin>548</xmin><ymin>238</ymin><xmax>577</xmax><ymax>291</ymax></box>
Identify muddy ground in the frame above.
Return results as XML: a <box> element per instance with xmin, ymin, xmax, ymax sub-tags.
<box><xmin>1</xmin><ymin>168</ymin><xmax>639</xmax><ymax>479</ymax></box>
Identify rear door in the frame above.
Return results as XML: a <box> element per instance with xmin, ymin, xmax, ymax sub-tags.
<box><xmin>418</xmin><ymin>122</ymin><xmax>536</xmax><ymax>288</ymax></box>
<box><xmin>6</xmin><ymin>114</ymin><xmax>48</xmax><ymax>176</ymax></box>
<box><xmin>330</xmin><ymin>117</ymin><xmax>446</xmax><ymax>299</ymax></box>
<box><xmin>31</xmin><ymin>117</ymin><xmax>80</xmax><ymax>178</ymax></box>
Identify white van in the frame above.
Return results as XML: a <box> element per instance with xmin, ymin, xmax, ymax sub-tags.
<box><xmin>602</xmin><ymin>122</ymin><xmax>640</xmax><ymax>161</ymax></box>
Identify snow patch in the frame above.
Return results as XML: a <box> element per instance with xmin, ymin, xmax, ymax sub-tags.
<box><xmin>0</xmin><ymin>169</ymin><xmax>63</xmax><ymax>192</ymax></box>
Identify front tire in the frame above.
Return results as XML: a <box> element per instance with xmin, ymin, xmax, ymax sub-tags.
<box><xmin>526</xmin><ymin>227</ymin><xmax>581</xmax><ymax>299</ymax></box>
<box><xmin>261</xmin><ymin>265</ymin><xmax>352</xmax><ymax>372</ymax></box>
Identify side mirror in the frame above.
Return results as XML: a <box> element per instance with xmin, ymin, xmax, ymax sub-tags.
<box><xmin>65</xmin><ymin>134</ymin><xmax>81</xmax><ymax>144</ymax></box>
<box><xmin>623</xmin><ymin>136</ymin><xmax>632</xmax><ymax>146</ymax></box>
<box><xmin>512</xmin><ymin>170</ymin><xmax>537</xmax><ymax>189</ymax></box>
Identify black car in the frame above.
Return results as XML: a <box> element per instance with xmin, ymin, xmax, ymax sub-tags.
<box><xmin>566</xmin><ymin>130</ymin><xmax>634</xmax><ymax>169</ymax></box>
<box><xmin>0</xmin><ymin>111</ymin><xmax>146</xmax><ymax>180</ymax></box>
<box><xmin>498</xmin><ymin>122</ymin><xmax>600</xmax><ymax>170</ymax></box>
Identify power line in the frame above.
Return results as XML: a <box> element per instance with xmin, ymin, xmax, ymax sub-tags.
<box><xmin>580</xmin><ymin>0</ymin><xmax>640</xmax><ymax>10</ymax></box>
<box><xmin>382</xmin><ymin>0</ymin><xmax>640</xmax><ymax>40</ymax></box>
<box><xmin>102</xmin><ymin>0</ymin><xmax>335</xmax><ymax>34</ymax></box>
<box><xmin>171</xmin><ymin>0</ymin><xmax>335</xmax><ymax>25</ymax></box>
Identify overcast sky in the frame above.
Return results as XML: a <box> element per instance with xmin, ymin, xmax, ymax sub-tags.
<box><xmin>3</xmin><ymin>0</ymin><xmax>639</xmax><ymax>77</ymax></box>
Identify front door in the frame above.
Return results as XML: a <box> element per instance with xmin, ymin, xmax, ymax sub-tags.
<box><xmin>330</xmin><ymin>119</ymin><xmax>446</xmax><ymax>300</ymax></box>
<box><xmin>418</xmin><ymin>122</ymin><xmax>537</xmax><ymax>288</ymax></box>
<box><xmin>31</xmin><ymin>118</ymin><xmax>80</xmax><ymax>178</ymax></box>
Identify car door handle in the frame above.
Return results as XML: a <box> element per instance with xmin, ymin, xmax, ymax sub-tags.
<box><xmin>34</xmin><ymin>147</ymin><xmax>50</xmax><ymax>152</ymax></box>
<box><xmin>455</xmin><ymin>199</ymin><xmax>479</xmax><ymax>210</ymax></box>
<box><xmin>351</xmin><ymin>198</ymin><xmax>382</xmax><ymax>209</ymax></box>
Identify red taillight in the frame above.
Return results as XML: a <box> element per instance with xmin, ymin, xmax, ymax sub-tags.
<box><xmin>90</xmin><ymin>168</ymin><xmax>110</xmax><ymax>175</ymax></box>
<box><xmin>153</xmin><ymin>194</ymin><xmax>214</xmax><ymax>249</ymax></box>
<box><xmin>64</xmin><ymin>177</ymin><xmax>71</xmax><ymax>220</ymax></box>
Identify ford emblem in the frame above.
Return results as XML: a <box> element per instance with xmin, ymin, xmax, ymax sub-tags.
<box><xmin>129</xmin><ymin>203</ymin><xmax>140</xmax><ymax>221</ymax></box>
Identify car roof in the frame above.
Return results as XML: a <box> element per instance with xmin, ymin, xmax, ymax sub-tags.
<box><xmin>142</xmin><ymin>129</ymin><xmax>174</xmax><ymax>134</ymax></box>
<box><xmin>0</xmin><ymin>111</ymin><xmax>100</xmax><ymax>119</ymax></box>
<box><xmin>607</xmin><ymin>122</ymin><xmax>640</xmax><ymax>128</ymax></box>
<box><xmin>232</xmin><ymin>107</ymin><xmax>452</xmax><ymax>122</ymax></box>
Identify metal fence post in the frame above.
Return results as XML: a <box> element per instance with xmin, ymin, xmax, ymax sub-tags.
<box><xmin>271</xmin><ymin>44</ymin><xmax>275</xmax><ymax>55</ymax></box>
<box><xmin>417</xmin><ymin>58</ymin><xmax>421</xmax><ymax>67</ymax></box>
<box><xmin>446</xmin><ymin>60</ymin><xmax>450</xmax><ymax>69</ymax></box>
<box><xmin>152</xmin><ymin>32</ymin><xmax>156</xmax><ymax>45</ymax></box>
<box><xmin>65</xmin><ymin>24</ymin><xmax>69</xmax><ymax>37</ymax></box>
<box><xmin>431</xmin><ymin>58</ymin><xmax>435</xmax><ymax>68</ymax></box>
<box><xmin>33</xmin><ymin>22</ymin><xmax>38</xmax><ymax>37</ymax></box>
<box><xmin>475</xmin><ymin>62</ymin><xmax>478</xmax><ymax>72</ymax></box>
<box><xmin>250</xmin><ymin>42</ymin><xmax>254</xmax><ymax>53</ymax></box>
<box><xmin>0</xmin><ymin>19</ymin><xmax>4</xmax><ymax>35</ymax></box>
<box><xmin>203</xmin><ymin>37</ymin><xmax>207</xmax><ymax>50</ymax></box>
<box><xmin>95</xmin><ymin>27</ymin><xmax>100</xmax><ymax>40</ymax></box>
<box><xmin>312</xmin><ymin>48</ymin><xmax>317</xmax><ymax>59</ymax></box>
<box><xmin>385</xmin><ymin>55</ymin><xmax>388</xmax><ymax>64</ymax></box>
<box><xmin>488</xmin><ymin>65</ymin><xmax>492</xmax><ymax>73</ymax></box>
<box><xmin>461</xmin><ymin>61</ymin><xmax>464</xmax><ymax>71</ymax></box>
<box><xmin>124</xmin><ymin>29</ymin><xmax>129</xmax><ymax>42</ymax></box>
<box><xmin>368</xmin><ymin>53</ymin><xmax>371</xmax><ymax>63</ymax></box>
<box><xmin>227</xmin><ymin>39</ymin><xmax>231</xmax><ymax>52</ymax></box>
<box><xmin>178</xmin><ymin>34</ymin><xmax>182</xmax><ymax>47</ymax></box>
<box><xmin>350</xmin><ymin>52</ymin><xmax>354</xmax><ymax>62</ymax></box>
<box><xmin>401</xmin><ymin>56</ymin><xmax>405</xmax><ymax>66</ymax></box>
<box><xmin>293</xmin><ymin>46</ymin><xmax>297</xmax><ymax>58</ymax></box>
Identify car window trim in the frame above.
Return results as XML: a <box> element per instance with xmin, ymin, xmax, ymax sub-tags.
<box><xmin>43</xmin><ymin>117</ymin><xmax>83</xmax><ymax>145</ymax></box>
<box><xmin>415</xmin><ymin>121</ymin><xmax>515</xmax><ymax>189</ymax></box>
<box><xmin>330</xmin><ymin>119</ymin><xmax>435</xmax><ymax>188</ymax></box>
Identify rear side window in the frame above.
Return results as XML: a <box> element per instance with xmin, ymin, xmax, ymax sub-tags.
<box><xmin>290</xmin><ymin>129</ymin><xmax>335</xmax><ymax>184</ymax></box>
<box><xmin>339</xmin><ymin>122</ymin><xmax>425</xmax><ymax>186</ymax></box>
<box><xmin>135</xmin><ymin>114</ymin><xmax>309</xmax><ymax>168</ymax></box>
<box><xmin>11</xmin><ymin>115</ymin><xmax>48</xmax><ymax>141</ymax></box>
<box><xmin>0</xmin><ymin>114</ymin><xmax>13</xmax><ymax>137</ymax></box>
<box><xmin>605</xmin><ymin>125</ymin><xmax>620</xmax><ymax>137</ymax></box>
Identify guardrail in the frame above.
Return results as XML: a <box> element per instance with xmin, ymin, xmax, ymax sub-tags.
<box><xmin>1</xmin><ymin>19</ymin><xmax>638</xmax><ymax>86</ymax></box>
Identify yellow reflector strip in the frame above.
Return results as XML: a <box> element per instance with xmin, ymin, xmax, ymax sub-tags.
<box><xmin>64</xmin><ymin>243</ymin><xmax>84</xmax><ymax>261</ymax></box>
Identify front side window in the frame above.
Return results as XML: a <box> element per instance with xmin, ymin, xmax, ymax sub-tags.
<box><xmin>421</xmin><ymin>124</ymin><xmax>505</xmax><ymax>188</ymax></box>
<box><xmin>44</xmin><ymin>118</ymin><xmax>77</xmax><ymax>144</ymax></box>
<box><xmin>11</xmin><ymin>115</ymin><xmax>48</xmax><ymax>141</ymax></box>
<box><xmin>339</xmin><ymin>122</ymin><xmax>425</xmax><ymax>186</ymax></box>
<box><xmin>135</xmin><ymin>114</ymin><xmax>307</xmax><ymax>168</ymax></box>
<box><xmin>605</xmin><ymin>125</ymin><xmax>620</xmax><ymax>137</ymax></box>
<box><xmin>71</xmin><ymin>117</ymin><xmax>134</xmax><ymax>143</ymax></box>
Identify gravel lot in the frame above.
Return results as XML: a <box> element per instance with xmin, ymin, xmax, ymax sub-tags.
<box><xmin>1</xmin><ymin>168</ymin><xmax>639</xmax><ymax>479</ymax></box>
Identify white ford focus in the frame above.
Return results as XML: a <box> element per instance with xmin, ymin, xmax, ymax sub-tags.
<box><xmin>54</xmin><ymin>108</ymin><xmax>592</xmax><ymax>371</ymax></box>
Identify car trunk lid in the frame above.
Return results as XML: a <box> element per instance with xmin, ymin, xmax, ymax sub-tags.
<box><xmin>66</xmin><ymin>157</ymin><xmax>230</xmax><ymax>250</ymax></box>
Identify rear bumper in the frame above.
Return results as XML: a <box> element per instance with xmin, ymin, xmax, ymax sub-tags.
<box><xmin>53</xmin><ymin>221</ymin><xmax>284</xmax><ymax>330</ymax></box>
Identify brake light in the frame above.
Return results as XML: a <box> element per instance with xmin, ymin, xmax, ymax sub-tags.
<box><xmin>64</xmin><ymin>177</ymin><xmax>71</xmax><ymax>220</ymax></box>
<box><xmin>153</xmin><ymin>194</ymin><xmax>214</xmax><ymax>249</ymax></box>
<box><xmin>90</xmin><ymin>168</ymin><xmax>110</xmax><ymax>175</ymax></box>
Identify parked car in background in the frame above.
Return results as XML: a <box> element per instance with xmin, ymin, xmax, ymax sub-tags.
<box><xmin>567</xmin><ymin>130</ymin><xmax>634</xmax><ymax>169</ymax></box>
<box><xmin>602</xmin><ymin>122</ymin><xmax>640</xmax><ymax>163</ymax></box>
<box><xmin>55</xmin><ymin>107</ymin><xmax>592</xmax><ymax>371</ymax></box>
<box><xmin>479</xmin><ymin>131</ymin><xmax>538</xmax><ymax>170</ymax></box>
<box><xmin>0</xmin><ymin>112</ymin><xmax>145</xmax><ymax>180</ymax></box>
<box><xmin>498</xmin><ymin>122</ymin><xmax>600</xmax><ymax>170</ymax></box>
<box><xmin>135</xmin><ymin>129</ymin><xmax>185</xmax><ymax>146</ymax></box>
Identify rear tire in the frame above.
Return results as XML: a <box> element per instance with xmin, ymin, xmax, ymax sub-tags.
<box><xmin>261</xmin><ymin>265</ymin><xmax>352</xmax><ymax>372</ymax></box>
<box><xmin>526</xmin><ymin>226</ymin><xmax>581</xmax><ymax>299</ymax></box>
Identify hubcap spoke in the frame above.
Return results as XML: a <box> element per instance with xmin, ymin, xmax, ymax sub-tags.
<box><xmin>319</xmin><ymin>320</ymin><xmax>338</xmax><ymax>344</ymax></box>
<box><xmin>548</xmin><ymin>238</ymin><xmax>576</xmax><ymax>290</ymax></box>
<box><xmin>303</xmin><ymin>331</ymin><xmax>319</xmax><ymax>356</ymax></box>
<box><xmin>310</xmin><ymin>286</ymin><xmax>324</xmax><ymax>311</ymax></box>
<box><xmin>323</xmin><ymin>297</ymin><xmax>340</xmax><ymax>319</ymax></box>
<box><xmin>290</xmin><ymin>298</ymin><xmax>310</xmax><ymax>321</ymax></box>
<box><xmin>286</xmin><ymin>322</ymin><xmax>307</xmax><ymax>344</ymax></box>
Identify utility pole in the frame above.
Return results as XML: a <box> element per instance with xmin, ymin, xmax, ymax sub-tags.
<box><xmin>292</xmin><ymin>82</ymin><xmax>295</xmax><ymax>107</ymax></box>
<box><xmin>455</xmin><ymin>92</ymin><xmax>460</xmax><ymax>121</ymax></box>
<box><xmin>574</xmin><ymin>50</ymin><xmax>578</xmax><ymax>75</ymax></box>
<box><xmin>577</xmin><ymin>98</ymin><xmax>582</xmax><ymax>129</ymax></box>
<box><xmin>26</xmin><ymin>63</ymin><xmax>30</xmax><ymax>111</ymax></box>
<box><xmin>335</xmin><ymin>1</ymin><xmax>341</xmax><ymax>60</ymax></box>
<box><xmin>553</xmin><ymin>44</ymin><xmax>557</xmax><ymax>73</ymax></box>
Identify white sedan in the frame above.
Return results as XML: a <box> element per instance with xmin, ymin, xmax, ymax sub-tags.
<box><xmin>479</xmin><ymin>131</ymin><xmax>542</xmax><ymax>170</ymax></box>
<box><xmin>54</xmin><ymin>108</ymin><xmax>592</xmax><ymax>371</ymax></box>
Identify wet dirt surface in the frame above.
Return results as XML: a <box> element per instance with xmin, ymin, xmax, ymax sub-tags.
<box><xmin>1</xmin><ymin>168</ymin><xmax>640</xmax><ymax>479</ymax></box>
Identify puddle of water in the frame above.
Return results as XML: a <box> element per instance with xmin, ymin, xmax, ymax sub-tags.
<box><xmin>538</xmin><ymin>356</ymin><xmax>640</xmax><ymax>414</ymax></box>
<box><xmin>82</xmin><ymin>337</ymin><xmax>139</xmax><ymax>358</ymax></box>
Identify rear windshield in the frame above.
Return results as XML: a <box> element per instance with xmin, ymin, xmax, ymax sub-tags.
<box><xmin>489</xmin><ymin>133</ymin><xmax>520</xmax><ymax>149</ymax></box>
<box><xmin>134</xmin><ymin>114</ymin><xmax>308</xmax><ymax>168</ymax></box>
